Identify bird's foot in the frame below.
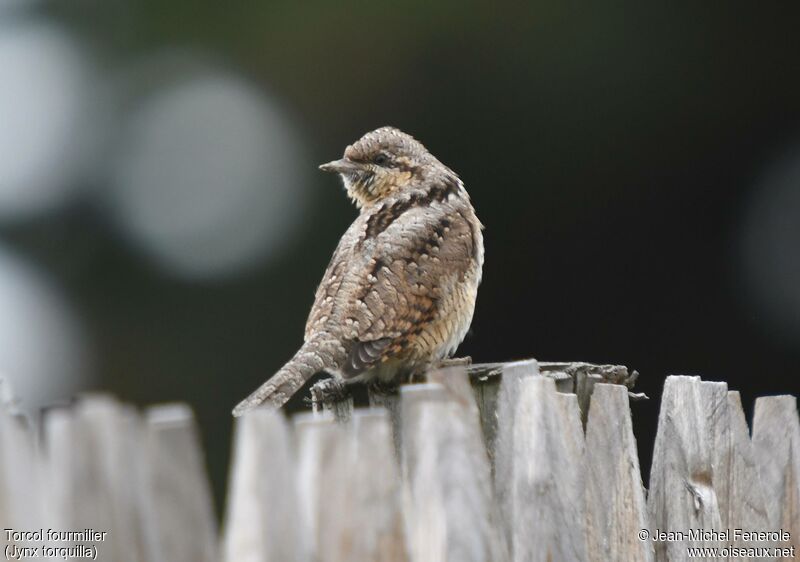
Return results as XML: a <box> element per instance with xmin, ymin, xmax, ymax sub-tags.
<box><xmin>309</xmin><ymin>377</ymin><xmax>350</xmax><ymax>411</ymax></box>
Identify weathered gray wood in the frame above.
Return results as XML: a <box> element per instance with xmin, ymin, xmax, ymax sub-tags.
<box><xmin>401</xmin><ymin>370</ymin><xmax>507</xmax><ymax>562</ymax></box>
<box><xmin>318</xmin><ymin>409</ymin><xmax>408</xmax><ymax>562</ymax></box>
<box><xmin>469</xmin><ymin>361</ymin><xmax>644</xmax><ymax>402</ymax></box>
<box><xmin>0</xmin><ymin>378</ymin><xmax>22</xmax><ymax>416</ymax></box>
<box><xmin>368</xmin><ymin>384</ymin><xmax>403</xmax><ymax>457</ymax></box>
<box><xmin>585</xmin><ymin>383</ymin><xmax>653</xmax><ymax>562</ymax></box>
<box><xmin>40</xmin><ymin>408</ymin><xmax>75</xmax><ymax>533</ymax></box>
<box><xmin>140</xmin><ymin>404</ymin><xmax>218</xmax><ymax>562</ymax></box>
<box><xmin>315</xmin><ymin>417</ymin><xmax>359</xmax><ymax>562</ymax></box>
<box><xmin>471</xmin><ymin>375</ymin><xmax>500</xmax><ymax>456</ymax></box>
<box><xmin>699</xmin><ymin>382</ymin><xmax>731</xmax><ymax>526</ymax></box>
<box><xmin>510</xmin><ymin>376</ymin><xmax>588</xmax><ymax>561</ymax></box>
<box><xmin>399</xmin><ymin>383</ymin><xmax>449</xmax><ymax>483</ymax></box>
<box><xmin>575</xmin><ymin>370</ymin><xmax>601</xmax><ymax>425</ymax></box>
<box><xmin>752</xmin><ymin>395</ymin><xmax>800</xmax><ymax>558</ymax></box>
<box><xmin>701</xmin><ymin>382</ymin><xmax>776</xmax><ymax>558</ymax></box>
<box><xmin>295</xmin><ymin>413</ymin><xmax>347</xmax><ymax>560</ymax></box>
<box><xmin>41</xmin><ymin>396</ymin><xmax>143</xmax><ymax>561</ymax></box>
<box><xmin>492</xmin><ymin>360</ymin><xmax>539</xmax><ymax>466</ymax></box>
<box><xmin>0</xmin><ymin>407</ymin><xmax>41</xmax><ymax>542</ymax></box>
<box><xmin>647</xmin><ymin>376</ymin><xmax>723</xmax><ymax>562</ymax></box>
<box><xmin>466</xmin><ymin>361</ymin><xmax>636</xmax><ymax>386</ymax></box>
<box><xmin>723</xmin><ymin>391</ymin><xmax>775</xmax><ymax>556</ymax></box>
<box><xmin>352</xmin><ymin>410</ymin><xmax>408</xmax><ymax>561</ymax></box>
<box><xmin>308</xmin><ymin>360</ymin><xmax>642</xmax><ymax>429</ymax></box>
<box><xmin>555</xmin><ymin>392</ymin><xmax>585</xmax><ymax>453</ymax></box>
<box><xmin>427</xmin><ymin>368</ymin><xmax>508</xmax><ymax>562</ymax></box>
<box><xmin>492</xmin><ymin>359</ymin><xmax>539</xmax><ymax>551</ymax></box>
<box><xmin>465</xmin><ymin>361</ymin><xmax>637</xmax><ymax>462</ymax></box>
<box><xmin>222</xmin><ymin>408</ymin><xmax>302</xmax><ymax>562</ymax></box>
<box><xmin>5</xmin><ymin>364</ymin><xmax>799</xmax><ymax>562</ymax></box>
<box><xmin>80</xmin><ymin>398</ymin><xmax>144</xmax><ymax>562</ymax></box>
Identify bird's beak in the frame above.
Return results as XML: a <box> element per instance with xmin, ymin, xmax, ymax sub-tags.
<box><xmin>319</xmin><ymin>158</ymin><xmax>360</xmax><ymax>174</ymax></box>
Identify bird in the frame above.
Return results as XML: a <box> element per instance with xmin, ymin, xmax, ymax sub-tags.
<box><xmin>232</xmin><ymin>126</ymin><xmax>484</xmax><ymax>416</ymax></box>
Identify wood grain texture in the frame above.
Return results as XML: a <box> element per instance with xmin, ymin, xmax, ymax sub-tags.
<box><xmin>647</xmin><ymin>376</ymin><xmax>724</xmax><ymax>562</ymax></box>
<box><xmin>349</xmin><ymin>410</ymin><xmax>407</xmax><ymax>561</ymax></box>
<box><xmin>723</xmin><ymin>391</ymin><xmax>775</xmax><ymax>557</ymax></box>
<box><xmin>510</xmin><ymin>376</ymin><xmax>588</xmax><ymax>562</ymax></box>
<box><xmin>3</xmin><ymin>364</ymin><xmax>798</xmax><ymax>562</ymax></box>
<box><xmin>315</xmin><ymin>409</ymin><xmax>408</xmax><ymax>562</ymax></box>
<box><xmin>140</xmin><ymin>404</ymin><xmax>218</xmax><ymax>562</ymax></box>
<box><xmin>401</xmin><ymin>370</ymin><xmax>506</xmax><ymax>562</ymax></box>
<box><xmin>310</xmin><ymin>359</ymin><xmax>641</xmax><ymax>442</ymax></box>
<box><xmin>492</xmin><ymin>359</ymin><xmax>539</xmax><ymax>551</ymax></box>
<box><xmin>368</xmin><ymin>383</ymin><xmax>404</xmax><ymax>456</ymax></box>
<box><xmin>295</xmin><ymin>413</ymin><xmax>344</xmax><ymax>561</ymax></box>
<box><xmin>222</xmin><ymin>408</ymin><xmax>303</xmax><ymax>562</ymax></box>
<box><xmin>41</xmin><ymin>396</ymin><xmax>143</xmax><ymax>561</ymax></box>
<box><xmin>752</xmin><ymin>395</ymin><xmax>800</xmax><ymax>559</ymax></box>
<box><xmin>585</xmin><ymin>384</ymin><xmax>653</xmax><ymax>562</ymax></box>
<box><xmin>0</xmin><ymin>407</ymin><xmax>41</xmax><ymax>548</ymax></box>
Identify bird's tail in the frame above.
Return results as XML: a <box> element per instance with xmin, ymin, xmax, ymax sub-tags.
<box><xmin>232</xmin><ymin>337</ymin><xmax>341</xmax><ymax>416</ymax></box>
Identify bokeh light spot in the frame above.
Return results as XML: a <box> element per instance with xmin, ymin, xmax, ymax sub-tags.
<box><xmin>739</xmin><ymin>144</ymin><xmax>800</xmax><ymax>346</ymax></box>
<box><xmin>108</xmin><ymin>61</ymin><xmax>309</xmax><ymax>280</ymax></box>
<box><xmin>0</xmin><ymin>19</ymin><xmax>94</xmax><ymax>220</ymax></box>
<box><xmin>0</xmin><ymin>245</ymin><xmax>89</xmax><ymax>413</ymax></box>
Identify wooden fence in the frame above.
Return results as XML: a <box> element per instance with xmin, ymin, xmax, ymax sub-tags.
<box><xmin>0</xmin><ymin>361</ymin><xmax>797</xmax><ymax>561</ymax></box>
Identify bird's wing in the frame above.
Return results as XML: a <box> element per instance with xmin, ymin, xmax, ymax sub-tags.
<box><xmin>340</xmin><ymin>202</ymin><xmax>478</xmax><ymax>376</ymax></box>
<box><xmin>304</xmin><ymin>229</ymin><xmax>353</xmax><ymax>340</ymax></box>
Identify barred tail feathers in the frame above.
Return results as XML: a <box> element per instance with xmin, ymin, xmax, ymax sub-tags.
<box><xmin>232</xmin><ymin>338</ymin><xmax>337</xmax><ymax>416</ymax></box>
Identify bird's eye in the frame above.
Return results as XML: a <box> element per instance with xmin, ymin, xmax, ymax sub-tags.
<box><xmin>373</xmin><ymin>153</ymin><xmax>389</xmax><ymax>166</ymax></box>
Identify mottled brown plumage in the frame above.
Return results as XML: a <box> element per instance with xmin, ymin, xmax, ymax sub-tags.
<box><xmin>232</xmin><ymin>127</ymin><xmax>484</xmax><ymax>415</ymax></box>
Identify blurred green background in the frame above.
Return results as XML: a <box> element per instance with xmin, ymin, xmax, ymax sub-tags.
<box><xmin>1</xmin><ymin>1</ymin><xmax>799</xmax><ymax>507</ymax></box>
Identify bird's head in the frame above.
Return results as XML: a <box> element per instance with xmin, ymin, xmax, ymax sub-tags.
<box><xmin>320</xmin><ymin>126</ymin><xmax>438</xmax><ymax>207</ymax></box>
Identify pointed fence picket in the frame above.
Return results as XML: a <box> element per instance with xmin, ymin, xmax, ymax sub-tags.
<box><xmin>0</xmin><ymin>363</ymin><xmax>797</xmax><ymax>561</ymax></box>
